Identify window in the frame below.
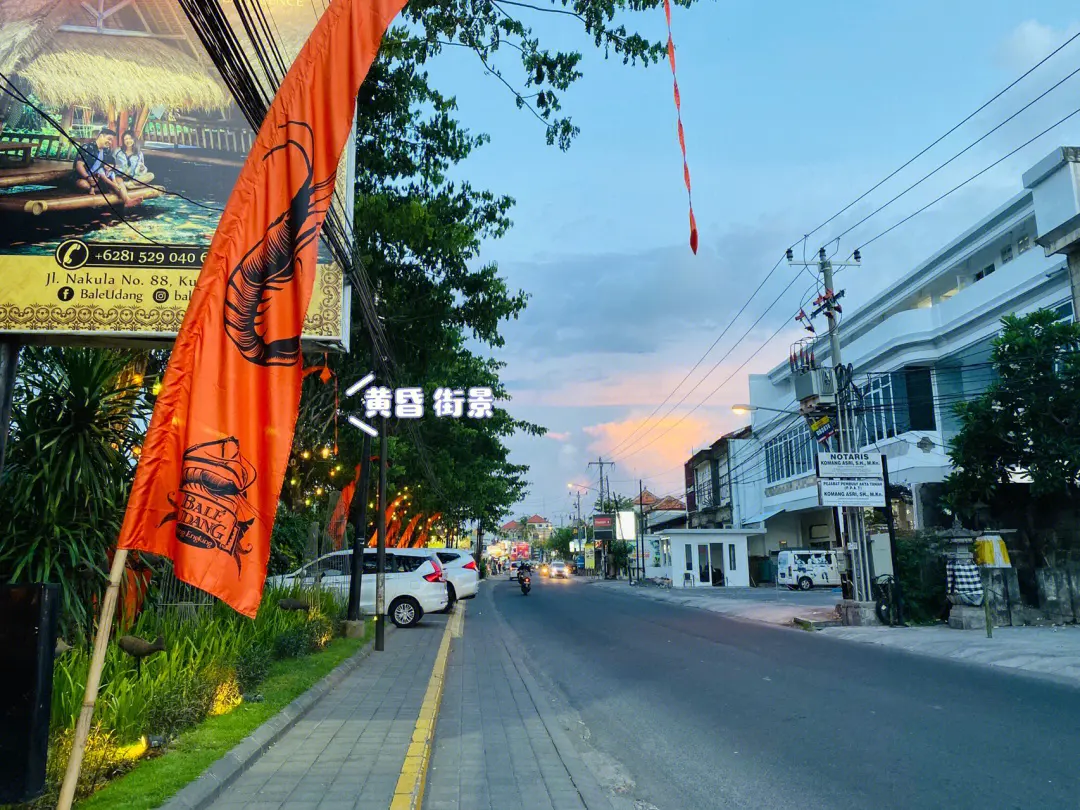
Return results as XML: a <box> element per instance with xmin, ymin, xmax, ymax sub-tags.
<box><xmin>694</xmin><ymin>462</ymin><xmax>713</xmax><ymax>509</ymax></box>
<box><xmin>765</xmin><ymin>423</ymin><xmax>816</xmax><ymax>484</ymax></box>
<box><xmin>859</xmin><ymin>374</ymin><xmax>897</xmax><ymax>446</ymax></box>
<box><xmin>904</xmin><ymin>366</ymin><xmax>936</xmax><ymax>431</ymax></box>
<box><xmin>728</xmin><ymin>544</ymin><xmax>736</xmax><ymax>571</ymax></box>
<box><xmin>1017</xmin><ymin>234</ymin><xmax>1031</xmax><ymax>254</ymax></box>
<box><xmin>684</xmin><ymin>544</ymin><xmax>692</xmax><ymax>571</ymax></box>
<box><xmin>437</xmin><ymin>552</ymin><xmax>458</xmax><ymax>564</ymax></box>
<box><xmin>1000</xmin><ymin>245</ymin><xmax>1013</xmax><ymax>264</ymax></box>
<box><xmin>974</xmin><ymin>264</ymin><xmax>995</xmax><ymax>282</ymax></box>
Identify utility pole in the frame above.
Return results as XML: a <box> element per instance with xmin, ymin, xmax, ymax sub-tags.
<box><xmin>589</xmin><ymin>457</ymin><xmax>615</xmax><ymax>577</ymax></box>
<box><xmin>638</xmin><ymin>479</ymin><xmax>647</xmax><ymax>582</ymax></box>
<box><xmin>375</xmin><ymin>418</ymin><xmax>388</xmax><ymax>651</ymax></box>
<box><xmin>788</xmin><ymin>246</ymin><xmax>872</xmax><ymax>603</ymax></box>
<box><xmin>346</xmin><ymin>433</ymin><xmax>373</xmax><ymax>622</ymax></box>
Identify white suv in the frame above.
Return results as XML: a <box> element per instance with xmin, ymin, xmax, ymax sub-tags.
<box><xmin>267</xmin><ymin>548</ymin><xmax>448</xmax><ymax>627</ymax></box>
<box><xmin>434</xmin><ymin>550</ymin><xmax>480</xmax><ymax>606</ymax></box>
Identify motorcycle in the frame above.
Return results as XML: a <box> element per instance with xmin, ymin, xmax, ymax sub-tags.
<box><xmin>520</xmin><ymin>572</ymin><xmax>532</xmax><ymax>595</ymax></box>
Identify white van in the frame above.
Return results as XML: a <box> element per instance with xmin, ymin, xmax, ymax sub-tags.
<box><xmin>267</xmin><ymin>548</ymin><xmax>448</xmax><ymax>627</ymax></box>
<box><xmin>777</xmin><ymin>549</ymin><xmax>841</xmax><ymax>591</ymax></box>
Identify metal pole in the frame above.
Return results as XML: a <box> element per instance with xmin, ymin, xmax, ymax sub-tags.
<box><xmin>820</xmin><ymin>256</ymin><xmax>870</xmax><ymax>603</ymax></box>
<box><xmin>375</xmin><ymin>425</ymin><xmax>387</xmax><ymax>651</ymax></box>
<box><xmin>0</xmin><ymin>338</ymin><xmax>21</xmax><ymax>479</ymax></box>
<box><xmin>346</xmin><ymin>433</ymin><xmax>373</xmax><ymax>622</ymax></box>
<box><xmin>638</xmin><ymin>479</ymin><xmax>647</xmax><ymax>582</ymax></box>
<box><xmin>880</xmin><ymin>454</ymin><xmax>904</xmax><ymax>625</ymax></box>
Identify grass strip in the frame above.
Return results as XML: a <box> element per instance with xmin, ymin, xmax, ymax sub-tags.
<box><xmin>77</xmin><ymin>629</ymin><xmax>372</xmax><ymax>810</ymax></box>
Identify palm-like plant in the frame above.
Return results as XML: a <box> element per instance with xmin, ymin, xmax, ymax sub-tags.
<box><xmin>0</xmin><ymin>347</ymin><xmax>151</xmax><ymax>637</ymax></box>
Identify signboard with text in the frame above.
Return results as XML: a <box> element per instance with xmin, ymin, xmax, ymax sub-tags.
<box><xmin>0</xmin><ymin>0</ymin><xmax>349</xmax><ymax>350</ymax></box>
<box><xmin>592</xmin><ymin>514</ymin><xmax>614</xmax><ymax>541</ymax></box>
<box><xmin>817</xmin><ymin>452</ymin><xmax>883</xmax><ymax>479</ymax></box>
<box><xmin>819</xmin><ymin>478</ymin><xmax>886</xmax><ymax>507</ymax></box>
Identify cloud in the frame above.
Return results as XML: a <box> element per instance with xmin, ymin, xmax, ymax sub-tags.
<box><xmin>545</xmin><ymin>431</ymin><xmax>571</xmax><ymax>441</ymax></box>
<box><xmin>996</xmin><ymin>20</ymin><xmax>1080</xmax><ymax>72</ymax></box>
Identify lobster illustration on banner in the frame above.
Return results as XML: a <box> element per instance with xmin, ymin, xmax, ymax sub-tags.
<box><xmin>224</xmin><ymin>121</ymin><xmax>336</xmax><ymax>367</ymax></box>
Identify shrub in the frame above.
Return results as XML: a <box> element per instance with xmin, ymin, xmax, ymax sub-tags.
<box><xmin>273</xmin><ymin>625</ymin><xmax>310</xmax><ymax>659</ymax></box>
<box><xmin>143</xmin><ymin>674</ymin><xmax>215</xmax><ymax>740</ymax></box>
<box><xmin>306</xmin><ymin>615</ymin><xmax>334</xmax><ymax>653</ymax></box>
<box><xmin>895</xmin><ymin>531</ymin><xmax>948</xmax><ymax>624</ymax></box>
<box><xmin>235</xmin><ymin>642</ymin><xmax>272</xmax><ymax>693</ymax></box>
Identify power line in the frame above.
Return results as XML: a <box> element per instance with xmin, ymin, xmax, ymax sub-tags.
<box><xmin>826</xmin><ymin>62</ymin><xmax>1080</xmax><ymax>248</ymax></box>
<box><xmin>853</xmin><ymin>102</ymin><xmax>1080</xmax><ymax>255</ymax></box>
<box><xmin>802</xmin><ymin>27</ymin><xmax>1080</xmax><ymax>246</ymax></box>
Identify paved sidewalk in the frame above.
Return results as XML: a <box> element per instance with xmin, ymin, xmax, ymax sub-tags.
<box><xmin>820</xmin><ymin>623</ymin><xmax>1080</xmax><ymax>686</ymax></box>
<box><xmin>424</xmin><ymin>590</ymin><xmax>609</xmax><ymax>810</ymax></box>
<box><xmin>206</xmin><ymin>617</ymin><xmax>447</xmax><ymax>810</ymax></box>
<box><xmin>589</xmin><ymin>579</ymin><xmax>841</xmax><ymax>626</ymax></box>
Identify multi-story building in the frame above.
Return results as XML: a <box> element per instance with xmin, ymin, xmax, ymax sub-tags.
<box><xmin>685</xmin><ymin>427</ymin><xmax>752</xmax><ymax>529</ymax></box>
<box><xmin>524</xmin><ymin>515</ymin><xmax>553</xmax><ymax>543</ymax></box>
<box><xmin>732</xmin><ymin>147</ymin><xmax>1077</xmax><ymax>565</ymax></box>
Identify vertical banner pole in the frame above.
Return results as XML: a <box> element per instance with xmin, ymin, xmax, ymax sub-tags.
<box><xmin>347</xmin><ymin>434</ymin><xmax>373</xmax><ymax>621</ymax></box>
<box><xmin>375</xmin><ymin>426</ymin><xmax>387</xmax><ymax>651</ymax></box>
<box><xmin>57</xmin><ymin>548</ymin><xmax>130</xmax><ymax>810</ymax></box>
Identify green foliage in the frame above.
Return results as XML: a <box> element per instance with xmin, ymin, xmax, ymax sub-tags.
<box><xmin>894</xmin><ymin>531</ymin><xmax>948</xmax><ymax>624</ymax></box>
<box><xmin>593</xmin><ymin>493</ymin><xmax>635</xmax><ymax>513</ymax></box>
<box><xmin>403</xmin><ymin>0</ymin><xmax>696</xmax><ymax>150</ymax></box>
<box><xmin>545</xmin><ymin>526</ymin><xmax>574</xmax><ymax>560</ymax></box>
<box><xmin>608</xmin><ymin>540</ymin><xmax>633</xmax><ymax>574</ymax></box>
<box><xmin>234</xmin><ymin>643</ymin><xmax>272</xmax><ymax>694</ymax></box>
<box><xmin>946</xmin><ymin>310</ymin><xmax>1080</xmax><ymax>515</ymax></box>
<box><xmin>268</xmin><ymin>507</ymin><xmax>316</xmax><ymax>575</ymax></box>
<box><xmin>33</xmin><ymin>584</ymin><xmax>347</xmax><ymax>805</ymax></box>
<box><xmin>0</xmin><ymin>347</ymin><xmax>151</xmax><ymax>637</ymax></box>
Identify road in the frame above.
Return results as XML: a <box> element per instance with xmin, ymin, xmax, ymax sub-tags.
<box><xmin>467</xmin><ymin>574</ymin><xmax>1080</xmax><ymax>810</ymax></box>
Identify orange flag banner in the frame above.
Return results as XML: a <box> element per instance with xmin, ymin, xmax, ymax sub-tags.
<box><xmin>663</xmin><ymin>0</ymin><xmax>698</xmax><ymax>254</ymax></box>
<box><xmin>328</xmin><ymin>467</ymin><xmax>360</xmax><ymax>551</ymax></box>
<box><xmin>116</xmin><ymin>0</ymin><xmax>408</xmax><ymax>618</ymax></box>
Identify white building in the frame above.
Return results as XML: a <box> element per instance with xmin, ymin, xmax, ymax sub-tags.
<box><xmin>733</xmin><ymin>148</ymin><xmax>1077</xmax><ymax>574</ymax></box>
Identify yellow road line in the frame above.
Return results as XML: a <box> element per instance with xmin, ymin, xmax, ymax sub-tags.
<box><xmin>390</xmin><ymin>602</ymin><xmax>463</xmax><ymax>810</ymax></box>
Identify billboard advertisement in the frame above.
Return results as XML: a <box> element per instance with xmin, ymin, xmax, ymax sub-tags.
<box><xmin>0</xmin><ymin>0</ymin><xmax>350</xmax><ymax>348</ymax></box>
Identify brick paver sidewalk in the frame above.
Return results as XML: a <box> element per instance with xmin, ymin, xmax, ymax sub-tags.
<box><xmin>207</xmin><ymin>617</ymin><xmax>447</xmax><ymax>810</ymax></box>
<box><xmin>424</xmin><ymin>594</ymin><xmax>609</xmax><ymax>810</ymax></box>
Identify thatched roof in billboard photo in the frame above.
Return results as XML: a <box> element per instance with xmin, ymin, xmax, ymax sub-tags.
<box><xmin>19</xmin><ymin>31</ymin><xmax>231</xmax><ymax>112</ymax></box>
<box><xmin>0</xmin><ymin>0</ymin><xmax>78</xmax><ymax>74</ymax></box>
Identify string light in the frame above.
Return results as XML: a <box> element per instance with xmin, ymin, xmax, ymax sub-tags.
<box><xmin>290</xmin><ymin>478</ymin><xmax>298</xmax><ymax>486</ymax></box>
<box><xmin>305</xmin><ymin>498</ymin><xmax>313</xmax><ymax>506</ymax></box>
<box><xmin>302</xmin><ymin>450</ymin><xmax>311</xmax><ymax>460</ymax></box>
<box><xmin>316</xmin><ymin>487</ymin><xmax>325</xmax><ymax>496</ymax></box>
<box><xmin>152</xmin><ymin>380</ymin><xmax>163</xmax><ymax>396</ymax></box>
<box><xmin>132</xmin><ymin>446</ymin><xmax>142</xmax><ymax>456</ymax></box>
<box><xmin>321</xmin><ymin>447</ymin><xmax>331</xmax><ymax>459</ymax></box>
<box><xmin>329</xmin><ymin>469</ymin><xmax>336</xmax><ymax>477</ymax></box>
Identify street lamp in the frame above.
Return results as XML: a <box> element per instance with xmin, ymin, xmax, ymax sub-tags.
<box><xmin>731</xmin><ymin>404</ymin><xmax>802</xmax><ymax>415</ymax></box>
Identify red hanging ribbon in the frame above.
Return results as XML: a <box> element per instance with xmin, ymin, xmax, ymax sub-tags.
<box><xmin>664</xmin><ymin>0</ymin><xmax>697</xmax><ymax>254</ymax></box>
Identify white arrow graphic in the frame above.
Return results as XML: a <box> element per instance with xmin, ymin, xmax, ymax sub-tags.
<box><xmin>345</xmin><ymin>371</ymin><xmax>379</xmax><ymax>437</ymax></box>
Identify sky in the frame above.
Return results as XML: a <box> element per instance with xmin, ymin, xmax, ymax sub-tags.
<box><xmin>414</xmin><ymin>1</ymin><xmax>1080</xmax><ymax>525</ymax></box>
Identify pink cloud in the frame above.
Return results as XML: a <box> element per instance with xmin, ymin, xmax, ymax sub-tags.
<box><xmin>545</xmin><ymin>431</ymin><xmax>572</xmax><ymax>442</ymax></box>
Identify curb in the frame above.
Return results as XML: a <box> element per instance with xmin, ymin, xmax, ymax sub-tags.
<box><xmin>160</xmin><ymin>626</ymin><xmax>386</xmax><ymax>810</ymax></box>
<box><xmin>390</xmin><ymin>602</ymin><xmax>462</xmax><ymax>810</ymax></box>
<box><xmin>794</xmin><ymin>616</ymin><xmax>843</xmax><ymax>631</ymax></box>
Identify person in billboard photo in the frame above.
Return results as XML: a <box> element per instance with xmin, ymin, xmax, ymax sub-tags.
<box><xmin>114</xmin><ymin>130</ymin><xmax>153</xmax><ymax>185</ymax></box>
<box><xmin>72</xmin><ymin>128</ymin><xmax>131</xmax><ymax>205</ymax></box>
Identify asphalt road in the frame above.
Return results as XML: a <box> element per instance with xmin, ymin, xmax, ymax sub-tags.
<box><xmin>483</xmin><ymin>574</ymin><xmax>1080</xmax><ymax>810</ymax></box>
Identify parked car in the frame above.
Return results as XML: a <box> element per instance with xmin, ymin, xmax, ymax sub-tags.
<box><xmin>777</xmin><ymin>549</ymin><xmax>841</xmax><ymax>591</ymax></box>
<box><xmin>435</xmin><ymin>550</ymin><xmax>480</xmax><ymax>606</ymax></box>
<box><xmin>266</xmin><ymin>548</ymin><xmax>447</xmax><ymax>627</ymax></box>
<box><xmin>550</xmin><ymin>561</ymin><xmax>569</xmax><ymax>579</ymax></box>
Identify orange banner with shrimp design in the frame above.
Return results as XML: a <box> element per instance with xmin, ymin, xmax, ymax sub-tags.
<box><xmin>116</xmin><ymin>0</ymin><xmax>408</xmax><ymax>618</ymax></box>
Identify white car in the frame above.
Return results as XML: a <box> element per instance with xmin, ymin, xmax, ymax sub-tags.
<box><xmin>508</xmin><ymin>561</ymin><xmax>521</xmax><ymax>581</ymax></box>
<box><xmin>267</xmin><ymin>548</ymin><xmax>448</xmax><ymax>627</ymax></box>
<box><xmin>434</xmin><ymin>550</ymin><xmax>480</xmax><ymax>606</ymax></box>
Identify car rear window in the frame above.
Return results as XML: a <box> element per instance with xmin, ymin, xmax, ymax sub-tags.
<box><xmin>437</xmin><ymin>552</ymin><xmax>459</xmax><ymax>564</ymax></box>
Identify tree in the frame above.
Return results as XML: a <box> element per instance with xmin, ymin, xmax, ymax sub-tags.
<box><xmin>545</xmin><ymin>526</ymin><xmax>574</xmax><ymax>560</ymax></box>
<box><xmin>594</xmin><ymin>492</ymin><xmax>634</xmax><ymax>513</ymax></box>
<box><xmin>945</xmin><ymin>309</ymin><xmax>1080</xmax><ymax>560</ymax></box>
<box><xmin>0</xmin><ymin>347</ymin><xmax>151</xmax><ymax>636</ymax></box>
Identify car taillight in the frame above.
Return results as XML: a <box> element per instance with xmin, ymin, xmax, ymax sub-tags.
<box><xmin>424</xmin><ymin>561</ymin><xmax>445</xmax><ymax>583</ymax></box>
<box><xmin>463</xmin><ymin>560</ymin><xmax>477</xmax><ymax>571</ymax></box>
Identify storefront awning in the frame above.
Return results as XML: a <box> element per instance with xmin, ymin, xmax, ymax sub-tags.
<box><xmin>741</xmin><ymin>506</ymin><xmax>783</xmax><ymax>525</ymax></box>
